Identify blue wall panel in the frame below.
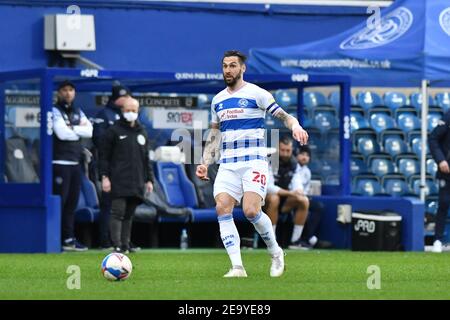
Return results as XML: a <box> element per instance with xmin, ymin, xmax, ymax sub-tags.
<box><xmin>0</xmin><ymin>3</ymin><xmax>367</xmax><ymax>72</ymax></box>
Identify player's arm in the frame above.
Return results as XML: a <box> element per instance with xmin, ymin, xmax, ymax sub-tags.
<box><xmin>273</xmin><ymin>109</ymin><xmax>308</xmax><ymax>145</ymax></box>
<box><xmin>196</xmin><ymin>122</ymin><xmax>220</xmax><ymax>181</ymax></box>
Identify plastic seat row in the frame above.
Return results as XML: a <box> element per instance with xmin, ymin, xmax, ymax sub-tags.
<box><xmin>268</xmin><ymin>90</ymin><xmax>450</xmax><ymax>112</ymax></box>
<box><xmin>352</xmin><ymin>174</ymin><xmax>438</xmax><ymax>197</ymax></box>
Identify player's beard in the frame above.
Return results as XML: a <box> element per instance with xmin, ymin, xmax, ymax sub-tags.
<box><xmin>223</xmin><ymin>71</ymin><xmax>242</xmax><ymax>87</ymax></box>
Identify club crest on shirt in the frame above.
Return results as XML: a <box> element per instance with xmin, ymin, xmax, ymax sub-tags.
<box><xmin>238</xmin><ymin>98</ymin><xmax>249</xmax><ymax>108</ymax></box>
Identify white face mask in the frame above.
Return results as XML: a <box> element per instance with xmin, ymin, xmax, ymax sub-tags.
<box><xmin>123</xmin><ymin>111</ymin><xmax>138</xmax><ymax>122</ymax></box>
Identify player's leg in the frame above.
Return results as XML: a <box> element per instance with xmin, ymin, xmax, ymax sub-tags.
<box><xmin>264</xmin><ymin>192</ymin><xmax>280</xmax><ymax>233</ymax></box>
<box><xmin>280</xmin><ymin>194</ymin><xmax>310</xmax><ymax>249</ymax></box>
<box><xmin>242</xmin><ymin>164</ymin><xmax>284</xmax><ymax>277</ymax></box>
<box><xmin>213</xmin><ymin>167</ymin><xmax>246</xmax><ymax>277</ymax></box>
<box><xmin>243</xmin><ymin>191</ymin><xmax>285</xmax><ymax>277</ymax></box>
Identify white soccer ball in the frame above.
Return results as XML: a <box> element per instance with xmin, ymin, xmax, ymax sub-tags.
<box><xmin>101</xmin><ymin>253</ymin><xmax>133</xmax><ymax>281</ymax></box>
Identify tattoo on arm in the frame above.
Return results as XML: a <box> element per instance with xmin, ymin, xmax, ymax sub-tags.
<box><xmin>274</xmin><ymin>109</ymin><xmax>299</xmax><ymax>130</ymax></box>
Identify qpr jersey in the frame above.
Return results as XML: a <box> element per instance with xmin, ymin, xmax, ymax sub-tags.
<box><xmin>211</xmin><ymin>82</ymin><xmax>282</xmax><ymax>166</ymax></box>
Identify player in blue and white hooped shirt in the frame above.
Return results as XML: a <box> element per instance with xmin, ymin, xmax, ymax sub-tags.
<box><xmin>196</xmin><ymin>50</ymin><xmax>308</xmax><ymax>278</ymax></box>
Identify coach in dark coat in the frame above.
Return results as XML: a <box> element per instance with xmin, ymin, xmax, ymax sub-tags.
<box><xmin>429</xmin><ymin>110</ymin><xmax>450</xmax><ymax>252</ymax></box>
<box><xmin>98</xmin><ymin>98</ymin><xmax>153</xmax><ymax>253</ymax></box>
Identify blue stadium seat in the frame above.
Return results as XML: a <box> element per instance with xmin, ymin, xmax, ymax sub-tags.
<box><xmin>275</xmin><ymin>89</ymin><xmax>296</xmax><ymax>108</ymax></box>
<box><xmin>156</xmin><ymin>162</ymin><xmax>243</xmax><ymax>222</ymax></box>
<box><xmin>197</xmin><ymin>94</ymin><xmax>214</xmax><ymax>108</ymax></box>
<box><xmin>397</xmin><ymin>157</ymin><xmax>419</xmax><ymax>178</ymax></box>
<box><xmin>369</xmin><ymin>113</ymin><xmax>396</xmax><ymax>133</ymax></box>
<box><xmin>396</xmin><ymin>113</ymin><xmax>421</xmax><ymax>133</ymax></box>
<box><xmin>410</xmin><ymin>92</ymin><xmax>435</xmax><ymax>112</ymax></box>
<box><xmin>382</xmin><ymin>175</ymin><xmax>409</xmax><ymax>197</ymax></box>
<box><xmin>427</xmin><ymin>112</ymin><xmax>442</xmax><ymax>131</ymax></box>
<box><xmin>329</xmin><ymin>91</ymin><xmax>356</xmax><ymax>109</ymax></box>
<box><xmin>350</xmin><ymin>113</ymin><xmax>370</xmax><ymax>132</ymax></box>
<box><xmin>324</xmin><ymin>129</ymin><xmax>340</xmax><ymax>161</ymax></box>
<box><xmin>325</xmin><ymin>175</ymin><xmax>340</xmax><ymax>185</ymax></box>
<box><xmin>308</xmin><ymin>158</ymin><xmax>323</xmax><ymax>175</ymax></box>
<box><xmin>368</xmin><ymin>156</ymin><xmax>395</xmax><ymax>177</ymax></box>
<box><xmin>314</xmin><ymin>111</ymin><xmax>338</xmax><ymax>133</ymax></box>
<box><xmin>383</xmin><ymin>137</ymin><xmax>408</xmax><ymax>158</ymax></box>
<box><xmin>426</xmin><ymin>197</ymin><xmax>438</xmax><ymax>215</ymax></box>
<box><xmin>353</xmin><ymin>175</ymin><xmax>382</xmax><ymax>196</ymax></box>
<box><xmin>304</xmin><ymin>128</ymin><xmax>324</xmax><ymax>155</ymax></box>
<box><xmin>435</xmin><ymin>92</ymin><xmax>450</xmax><ymax>112</ymax></box>
<box><xmin>410</xmin><ymin>177</ymin><xmax>438</xmax><ymax>197</ymax></box>
<box><xmin>356</xmin><ymin>91</ymin><xmax>383</xmax><ymax>111</ymax></box>
<box><xmin>410</xmin><ymin>136</ymin><xmax>428</xmax><ymax>158</ymax></box>
<box><xmin>426</xmin><ymin>158</ymin><xmax>438</xmax><ymax>177</ymax></box>
<box><xmin>384</xmin><ymin>92</ymin><xmax>407</xmax><ymax>112</ymax></box>
<box><xmin>351</xmin><ymin>156</ymin><xmax>368</xmax><ymax>176</ymax></box>
<box><xmin>356</xmin><ymin>136</ymin><xmax>380</xmax><ymax>157</ymax></box>
<box><xmin>75</xmin><ymin>174</ymin><xmax>100</xmax><ymax>223</ymax></box>
<box><xmin>303</xmin><ymin>91</ymin><xmax>328</xmax><ymax>110</ymax></box>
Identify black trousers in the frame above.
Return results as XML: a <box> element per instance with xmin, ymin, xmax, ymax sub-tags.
<box><xmin>53</xmin><ymin>164</ymin><xmax>81</xmax><ymax>242</ymax></box>
<box><xmin>301</xmin><ymin>199</ymin><xmax>324</xmax><ymax>242</ymax></box>
<box><xmin>110</xmin><ymin>197</ymin><xmax>140</xmax><ymax>249</ymax></box>
<box><xmin>436</xmin><ymin>179</ymin><xmax>450</xmax><ymax>242</ymax></box>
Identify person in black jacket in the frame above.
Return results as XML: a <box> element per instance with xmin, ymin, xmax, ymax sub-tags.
<box><xmin>93</xmin><ymin>83</ymin><xmax>131</xmax><ymax>250</ymax></box>
<box><xmin>53</xmin><ymin>80</ymin><xmax>93</xmax><ymax>251</ymax></box>
<box><xmin>98</xmin><ymin>98</ymin><xmax>153</xmax><ymax>253</ymax></box>
<box><xmin>428</xmin><ymin>111</ymin><xmax>450</xmax><ymax>253</ymax></box>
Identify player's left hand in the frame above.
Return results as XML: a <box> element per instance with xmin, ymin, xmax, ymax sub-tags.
<box><xmin>292</xmin><ymin>125</ymin><xmax>308</xmax><ymax>145</ymax></box>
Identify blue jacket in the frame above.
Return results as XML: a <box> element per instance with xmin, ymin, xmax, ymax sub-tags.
<box><xmin>92</xmin><ymin>101</ymin><xmax>122</xmax><ymax>148</ymax></box>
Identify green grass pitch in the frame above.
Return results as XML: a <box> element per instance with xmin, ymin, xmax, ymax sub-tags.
<box><xmin>0</xmin><ymin>249</ymin><xmax>449</xmax><ymax>300</ymax></box>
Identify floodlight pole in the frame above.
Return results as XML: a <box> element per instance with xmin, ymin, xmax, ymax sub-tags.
<box><xmin>420</xmin><ymin>79</ymin><xmax>429</xmax><ymax>202</ymax></box>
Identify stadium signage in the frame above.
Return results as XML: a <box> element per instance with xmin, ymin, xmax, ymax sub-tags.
<box><xmin>8</xmin><ymin>107</ymin><xmax>40</xmax><ymax>128</ymax></box>
<box><xmin>343</xmin><ymin>115</ymin><xmax>350</xmax><ymax>139</ymax></box>
<box><xmin>5</xmin><ymin>94</ymin><xmax>40</xmax><ymax>106</ymax></box>
<box><xmin>175</xmin><ymin>73</ymin><xmax>223</xmax><ymax>80</ymax></box>
<box><xmin>291</xmin><ymin>74</ymin><xmax>309</xmax><ymax>82</ymax></box>
<box><xmin>354</xmin><ymin>219</ymin><xmax>376</xmax><ymax>233</ymax></box>
<box><xmin>340</xmin><ymin>7</ymin><xmax>413</xmax><ymax>50</ymax></box>
<box><xmin>152</xmin><ymin>108</ymin><xmax>209</xmax><ymax>129</ymax></box>
<box><xmin>439</xmin><ymin>7</ymin><xmax>450</xmax><ymax>36</ymax></box>
<box><xmin>80</xmin><ymin>69</ymin><xmax>98</xmax><ymax>77</ymax></box>
<box><xmin>96</xmin><ymin>95</ymin><xmax>197</xmax><ymax>108</ymax></box>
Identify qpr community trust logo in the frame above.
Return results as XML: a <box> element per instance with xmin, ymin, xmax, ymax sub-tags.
<box><xmin>340</xmin><ymin>7</ymin><xmax>413</xmax><ymax>50</ymax></box>
<box><xmin>440</xmin><ymin>7</ymin><xmax>450</xmax><ymax>37</ymax></box>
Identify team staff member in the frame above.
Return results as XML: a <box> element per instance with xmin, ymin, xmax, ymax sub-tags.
<box><xmin>53</xmin><ymin>80</ymin><xmax>93</xmax><ymax>251</ymax></box>
<box><xmin>98</xmin><ymin>98</ymin><xmax>153</xmax><ymax>254</ymax></box>
<box><xmin>93</xmin><ymin>83</ymin><xmax>131</xmax><ymax>250</ymax></box>
<box><xmin>429</xmin><ymin>111</ymin><xmax>450</xmax><ymax>253</ymax></box>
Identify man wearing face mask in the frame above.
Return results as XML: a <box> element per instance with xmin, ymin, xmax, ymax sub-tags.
<box><xmin>53</xmin><ymin>80</ymin><xmax>93</xmax><ymax>251</ymax></box>
<box><xmin>98</xmin><ymin>98</ymin><xmax>154</xmax><ymax>254</ymax></box>
<box><xmin>93</xmin><ymin>83</ymin><xmax>131</xmax><ymax>250</ymax></box>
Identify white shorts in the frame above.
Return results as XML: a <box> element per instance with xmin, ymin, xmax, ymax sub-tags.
<box><xmin>213</xmin><ymin>160</ymin><xmax>269</xmax><ymax>204</ymax></box>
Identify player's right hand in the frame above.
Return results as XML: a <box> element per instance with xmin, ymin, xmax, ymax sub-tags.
<box><xmin>439</xmin><ymin>161</ymin><xmax>450</xmax><ymax>174</ymax></box>
<box><xmin>196</xmin><ymin>164</ymin><xmax>210</xmax><ymax>181</ymax></box>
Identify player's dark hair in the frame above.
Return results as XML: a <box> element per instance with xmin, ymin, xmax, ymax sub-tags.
<box><xmin>223</xmin><ymin>50</ymin><xmax>247</xmax><ymax>65</ymax></box>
